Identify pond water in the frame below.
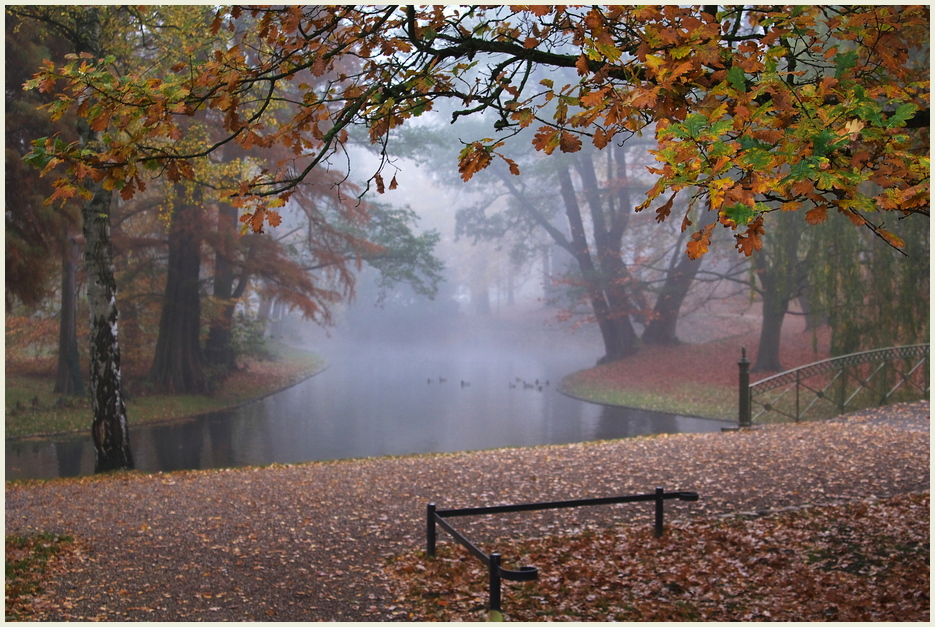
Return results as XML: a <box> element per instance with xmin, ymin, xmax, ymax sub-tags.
<box><xmin>6</xmin><ymin>317</ymin><xmax>731</xmax><ymax>480</ymax></box>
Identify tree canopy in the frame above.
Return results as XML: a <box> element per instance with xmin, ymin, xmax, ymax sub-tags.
<box><xmin>24</xmin><ymin>5</ymin><xmax>930</xmax><ymax>256</ymax></box>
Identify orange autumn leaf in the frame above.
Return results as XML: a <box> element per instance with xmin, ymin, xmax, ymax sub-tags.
<box><xmin>734</xmin><ymin>216</ymin><xmax>765</xmax><ymax>256</ymax></box>
<box><xmin>457</xmin><ymin>144</ymin><xmax>492</xmax><ymax>182</ymax></box>
<box><xmin>686</xmin><ymin>223</ymin><xmax>715</xmax><ymax>259</ymax></box>
<box><xmin>804</xmin><ymin>206</ymin><xmax>828</xmax><ymax>224</ymax></box>
<box><xmin>559</xmin><ymin>131</ymin><xmax>582</xmax><ymax>153</ymax></box>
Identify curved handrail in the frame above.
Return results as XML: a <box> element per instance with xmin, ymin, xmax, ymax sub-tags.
<box><xmin>741</xmin><ymin>344</ymin><xmax>929</xmax><ymax>425</ymax></box>
<box><xmin>751</xmin><ymin>344</ymin><xmax>930</xmax><ymax>393</ymax></box>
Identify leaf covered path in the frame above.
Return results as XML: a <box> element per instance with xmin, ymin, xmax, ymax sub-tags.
<box><xmin>5</xmin><ymin>401</ymin><xmax>929</xmax><ymax>621</ymax></box>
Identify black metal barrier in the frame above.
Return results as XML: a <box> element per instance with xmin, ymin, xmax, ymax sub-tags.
<box><xmin>426</xmin><ymin>487</ymin><xmax>699</xmax><ymax>613</ymax></box>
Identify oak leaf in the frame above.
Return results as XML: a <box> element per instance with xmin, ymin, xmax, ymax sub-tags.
<box><xmin>804</xmin><ymin>206</ymin><xmax>828</xmax><ymax>224</ymax></box>
<box><xmin>559</xmin><ymin>131</ymin><xmax>582</xmax><ymax>153</ymax></box>
<box><xmin>734</xmin><ymin>216</ymin><xmax>765</xmax><ymax>256</ymax></box>
<box><xmin>686</xmin><ymin>223</ymin><xmax>715</xmax><ymax>259</ymax></box>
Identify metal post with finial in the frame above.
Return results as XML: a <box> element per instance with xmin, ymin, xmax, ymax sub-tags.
<box><xmin>738</xmin><ymin>346</ymin><xmax>751</xmax><ymax>427</ymax></box>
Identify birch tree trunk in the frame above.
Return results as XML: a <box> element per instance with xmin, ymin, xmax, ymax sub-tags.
<box><xmin>76</xmin><ymin>7</ymin><xmax>133</xmax><ymax>472</ymax></box>
<box><xmin>81</xmin><ymin>166</ymin><xmax>134</xmax><ymax>471</ymax></box>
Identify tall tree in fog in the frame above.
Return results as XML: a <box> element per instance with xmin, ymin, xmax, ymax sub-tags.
<box><xmin>6</xmin><ymin>13</ymin><xmax>85</xmax><ymax>394</ymax></box>
<box><xmin>808</xmin><ymin>211</ymin><xmax>929</xmax><ymax>357</ymax></box>
<box><xmin>15</xmin><ymin>5</ymin><xmax>140</xmax><ymax>471</ymax></box>
<box><xmin>453</xmin><ymin>135</ymin><xmax>717</xmax><ymax>362</ymax></box>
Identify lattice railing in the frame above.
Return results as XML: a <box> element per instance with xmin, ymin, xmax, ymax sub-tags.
<box><xmin>739</xmin><ymin>344</ymin><xmax>929</xmax><ymax>425</ymax></box>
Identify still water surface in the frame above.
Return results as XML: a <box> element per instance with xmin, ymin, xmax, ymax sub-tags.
<box><xmin>6</xmin><ymin>325</ymin><xmax>730</xmax><ymax>480</ymax></box>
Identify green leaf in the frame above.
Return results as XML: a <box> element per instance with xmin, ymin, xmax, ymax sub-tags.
<box><xmin>709</xmin><ymin>141</ymin><xmax>733</xmax><ymax>158</ymax></box>
<box><xmin>595</xmin><ymin>41</ymin><xmax>623</xmax><ymax>63</ymax></box>
<box><xmin>739</xmin><ymin>147</ymin><xmax>771</xmax><ymax>170</ymax></box>
<box><xmin>886</xmin><ymin>103</ymin><xmax>918</xmax><ymax>129</ymax></box>
<box><xmin>833</xmin><ymin>49</ymin><xmax>859</xmax><ymax>79</ymax></box>
<box><xmin>854</xmin><ymin>101</ymin><xmax>884</xmax><ymax>126</ymax></box>
<box><xmin>709</xmin><ymin>118</ymin><xmax>733</xmax><ymax>137</ymax></box>
<box><xmin>22</xmin><ymin>140</ymin><xmax>53</xmax><ymax>170</ymax></box>
<box><xmin>788</xmin><ymin>159</ymin><xmax>816</xmax><ymax>180</ymax></box>
<box><xmin>684</xmin><ymin>113</ymin><xmax>708</xmax><ymax>140</ymax></box>
<box><xmin>721</xmin><ymin>202</ymin><xmax>758</xmax><ymax>226</ymax></box>
<box><xmin>812</xmin><ymin>129</ymin><xmax>846</xmax><ymax>157</ymax></box>
<box><xmin>727</xmin><ymin>65</ymin><xmax>747</xmax><ymax>92</ymax></box>
<box><xmin>815</xmin><ymin>169</ymin><xmax>838</xmax><ymax>190</ymax></box>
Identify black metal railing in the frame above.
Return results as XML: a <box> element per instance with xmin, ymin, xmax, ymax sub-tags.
<box><xmin>426</xmin><ymin>487</ymin><xmax>699</xmax><ymax>614</ymax></box>
<box><xmin>739</xmin><ymin>344</ymin><xmax>929</xmax><ymax>426</ymax></box>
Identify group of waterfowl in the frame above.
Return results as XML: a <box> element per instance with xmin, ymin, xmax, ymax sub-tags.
<box><xmin>508</xmin><ymin>377</ymin><xmax>549</xmax><ymax>392</ymax></box>
<box><xmin>426</xmin><ymin>377</ymin><xmax>471</xmax><ymax>387</ymax></box>
<box><xmin>425</xmin><ymin>376</ymin><xmax>549</xmax><ymax>392</ymax></box>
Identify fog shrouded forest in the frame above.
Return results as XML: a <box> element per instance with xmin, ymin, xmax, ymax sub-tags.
<box><xmin>5</xmin><ymin>6</ymin><xmax>929</xmax><ymax>475</ymax></box>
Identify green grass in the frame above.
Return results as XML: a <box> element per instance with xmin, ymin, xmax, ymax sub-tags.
<box><xmin>561</xmin><ymin>380</ymin><xmax>737</xmax><ymax>421</ymax></box>
<box><xmin>5</xmin><ymin>533</ymin><xmax>75</xmax><ymax>620</ymax></box>
<box><xmin>6</xmin><ymin>344</ymin><xmax>325</xmax><ymax>439</ymax></box>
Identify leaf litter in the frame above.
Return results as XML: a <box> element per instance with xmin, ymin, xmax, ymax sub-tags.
<box><xmin>5</xmin><ymin>401</ymin><xmax>929</xmax><ymax>621</ymax></box>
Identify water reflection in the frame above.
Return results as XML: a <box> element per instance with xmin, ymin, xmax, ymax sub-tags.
<box><xmin>6</xmin><ymin>333</ymin><xmax>731</xmax><ymax>480</ymax></box>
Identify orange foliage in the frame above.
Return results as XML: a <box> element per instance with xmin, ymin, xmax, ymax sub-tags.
<box><xmin>22</xmin><ymin>6</ymin><xmax>928</xmax><ymax>252</ymax></box>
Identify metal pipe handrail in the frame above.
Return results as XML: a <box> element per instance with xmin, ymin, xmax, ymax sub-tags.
<box><xmin>426</xmin><ymin>487</ymin><xmax>699</xmax><ymax>614</ymax></box>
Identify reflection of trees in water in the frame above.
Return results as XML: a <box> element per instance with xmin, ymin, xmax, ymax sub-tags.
<box><xmin>55</xmin><ymin>438</ymin><xmax>86</xmax><ymax>477</ymax></box>
<box><xmin>206</xmin><ymin>414</ymin><xmax>235</xmax><ymax>468</ymax></box>
<box><xmin>151</xmin><ymin>420</ymin><xmax>204</xmax><ymax>473</ymax></box>
<box><xmin>594</xmin><ymin>406</ymin><xmax>729</xmax><ymax>442</ymax></box>
<box><xmin>596</xmin><ymin>406</ymin><xmax>679</xmax><ymax>441</ymax></box>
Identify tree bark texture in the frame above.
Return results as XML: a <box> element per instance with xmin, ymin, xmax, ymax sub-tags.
<box><xmin>754</xmin><ymin>279</ymin><xmax>789</xmax><ymax>372</ymax></box>
<box><xmin>642</xmin><ymin>256</ymin><xmax>699</xmax><ymax>345</ymax></box>
<box><xmin>83</xmin><ymin>177</ymin><xmax>134</xmax><ymax>472</ymax></box>
<box><xmin>54</xmin><ymin>229</ymin><xmax>84</xmax><ymax>395</ymax></box>
<box><xmin>205</xmin><ymin>204</ymin><xmax>254</xmax><ymax>371</ymax></box>
<box><xmin>205</xmin><ymin>204</ymin><xmax>239</xmax><ymax>370</ymax></box>
<box><xmin>149</xmin><ymin>200</ymin><xmax>207</xmax><ymax>393</ymax></box>
<box><xmin>76</xmin><ymin>7</ymin><xmax>133</xmax><ymax>472</ymax></box>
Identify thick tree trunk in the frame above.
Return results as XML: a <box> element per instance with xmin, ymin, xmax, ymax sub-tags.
<box><xmin>751</xmin><ymin>246</ymin><xmax>791</xmax><ymax>372</ymax></box>
<box><xmin>557</xmin><ymin>164</ymin><xmax>638</xmax><ymax>363</ymax></box>
<box><xmin>754</xmin><ymin>283</ymin><xmax>789</xmax><ymax>372</ymax></box>
<box><xmin>54</xmin><ymin>230</ymin><xmax>84</xmax><ymax>395</ymax></box>
<box><xmin>83</xmin><ymin>176</ymin><xmax>134</xmax><ymax>472</ymax></box>
<box><xmin>149</xmin><ymin>201</ymin><xmax>207</xmax><ymax>394</ymax></box>
<box><xmin>76</xmin><ymin>6</ymin><xmax>133</xmax><ymax>473</ymax></box>
<box><xmin>205</xmin><ymin>204</ymin><xmax>239</xmax><ymax>370</ymax></box>
<box><xmin>643</xmin><ymin>210</ymin><xmax>713</xmax><ymax>345</ymax></box>
<box><xmin>752</xmin><ymin>211</ymin><xmax>804</xmax><ymax>372</ymax></box>
<box><xmin>642</xmin><ymin>258</ymin><xmax>697</xmax><ymax>345</ymax></box>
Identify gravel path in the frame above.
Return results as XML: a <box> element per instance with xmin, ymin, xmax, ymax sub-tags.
<box><xmin>5</xmin><ymin>401</ymin><xmax>929</xmax><ymax>621</ymax></box>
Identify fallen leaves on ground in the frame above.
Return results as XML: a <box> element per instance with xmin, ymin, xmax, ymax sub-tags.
<box><xmin>564</xmin><ymin>321</ymin><xmax>831</xmax><ymax>400</ymax></box>
<box><xmin>386</xmin><ymin>492</ymin><xmax>929</xmax><ymax>621</ymax></box>
<box><xmin>5</xmin><ymin>533</ymin><xmax>82</xmax><ymax>621</ymax></box>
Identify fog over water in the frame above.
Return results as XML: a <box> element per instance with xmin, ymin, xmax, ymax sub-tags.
<box><xmin>5</xmin><ymin>305</ymin><xmax>730</xmax><ymax>481</ymax></box>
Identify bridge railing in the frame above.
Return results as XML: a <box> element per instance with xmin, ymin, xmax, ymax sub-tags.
<box><xmin>738</xmin><ymin>344</ymin><xmax>929</xmax><ymax>427</ymax></box>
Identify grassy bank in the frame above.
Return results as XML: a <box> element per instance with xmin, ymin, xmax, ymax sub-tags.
<box><xmin>558</xmin><ymin>338</ymin><xmax>742</xmax><ymax>421</ymax></box>
<box><xmin>5</xmin><ymin>343</ymin><xmax>325</xmax><ymax>439</ymax></box>
<box><xmin>561</xmin><ymin>377</ymin><xmax>737</xmax><ymax>420</ymax></box>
